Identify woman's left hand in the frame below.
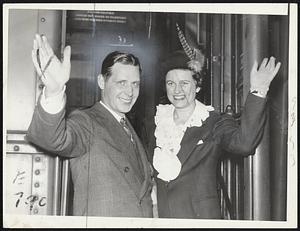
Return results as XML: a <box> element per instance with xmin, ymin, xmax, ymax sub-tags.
<box><xmin>250</xmin><ymin>57</ymin><xmax>281</xmax><ymax>96</ymax></box>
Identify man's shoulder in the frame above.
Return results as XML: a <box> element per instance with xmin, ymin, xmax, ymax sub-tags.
<box><xmin>70</xmin><ymin>103</ymin><xmax>101</xmax><ymax>115</ymax></box>
<box><xmin>67</xmin><ymin>103</ymin><xmax>101</xmax><ymax>122</ymax></box>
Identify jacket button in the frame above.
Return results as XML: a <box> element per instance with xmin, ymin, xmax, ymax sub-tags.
<box><xmin>124</xmin><ymin>166</ymin><xmax>130</xmax><ymax>172</ymax></box>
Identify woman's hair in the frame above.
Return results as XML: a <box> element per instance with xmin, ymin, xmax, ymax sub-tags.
<box><xmin>101</xmin><ymin>51</ymin><xmax>142</xmax><ymax>79</ymax></box>
<box><xmin>161</xmin><ymin>50</ymin><xmax>204</xmax><ymax>88</ymax></box>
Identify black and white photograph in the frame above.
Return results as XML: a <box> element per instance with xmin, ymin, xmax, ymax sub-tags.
<box><xmin>3</xmin><ymin>3</ymin><xmax>297</xmax><ymax>228</ymax></box>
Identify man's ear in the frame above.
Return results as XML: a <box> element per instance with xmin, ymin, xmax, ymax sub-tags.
<box><xmin>98</xmin><ymin>74</ymin><xmax>105</xmax><ymax>90</ymax></box>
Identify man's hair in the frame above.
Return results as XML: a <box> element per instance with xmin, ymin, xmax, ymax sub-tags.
<box><xmin>101</xmin><ymin>51</ymin><xmax>142</xmax><ymax>79</ymax></box>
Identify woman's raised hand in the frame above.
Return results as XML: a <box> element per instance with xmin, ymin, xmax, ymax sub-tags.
<box><xmin>31</xmin><ymin>34</ymin><xmax>71</xmax><ymax>97</ymax></box>
<box><xmin>250</xmin><ymin>57</ymin><xmax>281</xmax><ymax>96</ymax></box>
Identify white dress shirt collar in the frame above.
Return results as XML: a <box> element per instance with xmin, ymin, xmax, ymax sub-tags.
<box><xmin>100</xmin><ymin>101</ymin><xmax>124</xmax><ymax>122</ymax></box>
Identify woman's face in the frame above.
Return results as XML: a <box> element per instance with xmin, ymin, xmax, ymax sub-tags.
<box><xmin>165</xmin><ymin>69</ymin><xmax>199</xmax><ymax>109</ymax></box>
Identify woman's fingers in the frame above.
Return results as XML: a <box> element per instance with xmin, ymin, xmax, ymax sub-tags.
<box><xmin>272</xmin><ymin>62</ymin><xmax>281</xmax><ymax>77</ymax></box>
<box><xmin>259</xmin><ymin>58</ymin><xmax>268</xmax><ymax>70</ymax></box>
<box><xmin>251</xmin><ymin>60</ymin><xmax>258</xmax><ymax>75</ymax></box>
<box><xmin>265</xmin><ymin>56</ymin><xmax>275</xmax><ymax>71</ymax></box>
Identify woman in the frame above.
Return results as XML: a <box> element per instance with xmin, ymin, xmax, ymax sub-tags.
<box><xmin>152</xmin><ymin>50</ymin><xmax>281</xmax><ymax>219</ymax></box>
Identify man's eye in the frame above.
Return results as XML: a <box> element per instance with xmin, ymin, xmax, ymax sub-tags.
<box><xmin>181</xmin><ymin>81</ymin><xmax>190</xmax><ymax>85</ymax></box>
<box><xmin>118</xmin><ymin>81</ymin><xmax>126</xmax><ymax>86</ymax></box>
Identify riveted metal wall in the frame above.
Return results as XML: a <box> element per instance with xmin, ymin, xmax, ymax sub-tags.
<box><xmin>5</xmin><ymin>9</ymin><xmax>63</xmax><ymax>216</ymax></box>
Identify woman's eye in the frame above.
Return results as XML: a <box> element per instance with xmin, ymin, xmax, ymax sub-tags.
<box><xmin>133</xmin><ymin>82</ymin><xmax>140</xmax><ymax>87</ymax></box>
<box><xmin>166</xmin><ymin>81</ymin><xmax>175</xmax><ymax>86</ymax></box>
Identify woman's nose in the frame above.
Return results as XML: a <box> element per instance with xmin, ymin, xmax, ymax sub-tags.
<box><xmin>174</xmin><ymin>83</ymin><xmax>182</xmax><ymax>93</ymax></box>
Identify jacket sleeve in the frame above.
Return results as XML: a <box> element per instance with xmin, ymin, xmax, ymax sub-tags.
<box><xmin>26</xmin><ymin>97</ymin><xmax>93</xmax><ymax>158</ymax></box>
<box><xmin>213</xmin><ymin>93</ymin><xmax>267</xmax><ymax>156</ymax></box>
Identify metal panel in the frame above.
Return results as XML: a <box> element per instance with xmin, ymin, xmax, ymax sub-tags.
<box><xmin>5</xmin><ymin>154</ymin><xmax>33</xmax><ymax>214</ymax></box>
<box><xmin>6</xmin><ymin>10</ymin><xmax>39</xmax><ymax>131</ymax></box>
<box><xmin>5</xmin><ymin>9</ymin><xmax>64</xmax><ymax>216</ymax></box>
<box><xmin>5</xmin><ymin>133</ymin><xmax>60</xmax><ymax>215</ymax></box>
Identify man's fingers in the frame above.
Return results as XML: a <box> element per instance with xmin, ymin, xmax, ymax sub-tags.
<box><xmin>35</xmin><ymin>34</ymin><xmax>43</xmax><ymax>49</ymax></box>
<box><xmin>31</xmin><ymin>50</ymin><xmax>42</xmax><ymax>76</ymax></box>
<box><xmin>62</xmin><ymin>46</ymin><xmax>71</xmax><ymax>66</ymax></box>
<box><xmin>42</xmin><ymin>36</ymin><xmax>54</xmax><ymax>56</ymax></box>
<box><xmin>35</xmin><ymin>34</ymin><xmax>47</xmax><ymax>63</ymax></box>
<box><xmin>33</xmin><ymin>39</ymin><xmax>39</xmax><ymax>50</ymax></box>
<box><xmin>38</xmin><ymin>47</ymin><xmax>48</xmax><ymax>66</ymax></box>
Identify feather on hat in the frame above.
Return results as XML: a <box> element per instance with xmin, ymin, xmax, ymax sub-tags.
<box><xmin>161</xmin><ymin>23</ymin><xmax>205</xmax><ymax>76</ymax></box>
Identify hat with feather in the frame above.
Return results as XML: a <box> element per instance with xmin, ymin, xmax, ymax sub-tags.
<box><xmin>161</xmin><ymin>23</ymin><xmax>205</xmax><ymax>88</ymax></box>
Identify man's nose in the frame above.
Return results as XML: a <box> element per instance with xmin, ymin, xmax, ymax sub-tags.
<box><xmin>125</xmin><ymin>84</ymin><xmax>133</xmax><ymax>96</ymax></box>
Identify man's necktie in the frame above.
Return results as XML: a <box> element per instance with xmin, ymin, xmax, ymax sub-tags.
<box><xmin>120</xmin><ymin>117</ymin><xmax>134</xmax><ymax>142</ymax></box>
<box><xmin>120</xmin><ymin>117</ymin><xmax>143</xmax><ymax>175</ymax></box>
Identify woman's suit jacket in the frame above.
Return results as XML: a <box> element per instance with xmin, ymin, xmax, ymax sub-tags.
<box><xmin>148</xmin><ymin>93</ymin><xmax>267</xmax><ymax>219</ymax></box>
<box><xmin>26</xmin><ymin>99</ymin><xmax>153</xmax><ymax>217</ymax></box>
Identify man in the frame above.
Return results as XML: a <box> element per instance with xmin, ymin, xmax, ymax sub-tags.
<box><xmin>26</xmin><ymin>34</ymin><xmax>153</xmax><ymax>217</ymax></box>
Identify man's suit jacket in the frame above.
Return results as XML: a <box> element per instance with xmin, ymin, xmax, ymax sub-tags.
<box><xmin>26</xmin><ymin>99</ymin><xmax>153</xmax><ymax>217</ymax></box>
<box><xmin>147</xmin><ymin>93</ymin><xmax>267</xmax><ymax>219</ymax></box>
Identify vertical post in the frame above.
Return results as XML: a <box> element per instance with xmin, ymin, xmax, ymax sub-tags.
<box><xmin>268</xmin><ymin>15</ymin><xmax>288</xmax><ymax>221</ymax></box>
<box><xmin>233</xmin><ymin>14</ymin><xmax>246</xmax><ymax>220</ymax></box>
<box><xmin>37</xmin><ymin>9</ymin><xmax>63</xmax><ymax>216</ymax></box>
<box><xmin>223</xmin><ymin>14</ymin><xmax>233</xmax><ymax>219</ymax></box>
<box><xmin>210</xmin><ymin>14</ymin><xmax>222</xmax><ymax>112</ymax></box>
<box><xmin>241</xmin><ymin>15</ymin><xmax>271</xmax><ymax>220</ymax></box>
<box><xmin>60</xmin><ymin>160</ymin><xmax>70</xmax><ymax>215</ymax></box>
<box><xmin>52</xmin><ymin>157</ymin><xmax>61</xmax><ymax>215</ymax></box>
<box><xmin>60</xmin><ymin>10</ymin><xmax>71</xmax><ymax>216</ymax></box>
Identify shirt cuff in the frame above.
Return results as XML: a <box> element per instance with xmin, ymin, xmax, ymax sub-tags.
<box><xmin>40</xmin><ymin>85</ymin><xmax>66</xmax><ymax>114</ymax></box>
<box><xmin>251</xmin><ymin>92</ymin><xmax>266</xmax><ymax>98</ymax></box>
<box><xmin>250</xmin><ymin>88</ymin><xmax>268</xmax><ymax>98</ymax></box>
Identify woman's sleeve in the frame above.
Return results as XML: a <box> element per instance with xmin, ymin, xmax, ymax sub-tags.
<box><xmin>213</xmin><ymin>93</ymin><xmax>267</xmax><ymax>156</ymax></box>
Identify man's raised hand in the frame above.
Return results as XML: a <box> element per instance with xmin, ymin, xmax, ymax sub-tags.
<box><xmin>31</xmin><ymin>34</ymin><xmax>71</xmax><ymax>97</ymax></box>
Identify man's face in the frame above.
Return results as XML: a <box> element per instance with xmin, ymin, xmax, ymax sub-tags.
<box><xmin>165</xmin><ymin>69</ymin><xmax>198</xmax><ymax>109</ymax></box>
<box><xmin>99</xmin><ymin>63</ymin><xmax>140</xmax><ymax>117</ymax></box>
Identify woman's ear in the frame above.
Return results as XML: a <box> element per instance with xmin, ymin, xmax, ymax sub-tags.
<box><xmin>98</xmin><ymin>74</ymin><xmax>105</xmax><ymax>90</ymax></box>
<box><xmin>196</xmin><ymin>87</ymin><xmax>200</xmax><ymax>93</ymax></box>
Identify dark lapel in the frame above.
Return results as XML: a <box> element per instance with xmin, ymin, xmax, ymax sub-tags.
<box><xmin>91</xmin><ymin>103</ymin><xmax>144</xmax><ymax>196</ymax></box>
<box><xmin>126</xmin><ymin>119</ymin><xmax>151</xmax><ymax>200</ymax></box>
<box><xmin>177</xmin><ymin>112</ymin><xmax>219</xmax><ymax>166</ymax></box>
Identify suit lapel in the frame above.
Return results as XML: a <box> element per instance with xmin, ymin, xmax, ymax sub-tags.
<box><xmin>91</xmin><ymin>103</ymin><xmax>144</xmax><ymax>198</ymax></box>
<box><xmin>126</xmin><ymin>119</ymin><xmax>151</xmax><ymax>200</ymax></box>
<box><xmin>177</xmin><ymin>112</ymin><xmax>219</xmax><ymax>166</ymax></box>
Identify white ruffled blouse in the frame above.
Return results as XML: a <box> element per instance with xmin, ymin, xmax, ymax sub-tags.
<box><xmin>153</xmin><ymin>100</ymin><xmax>214</xmax><ymax>182</ymax></box>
